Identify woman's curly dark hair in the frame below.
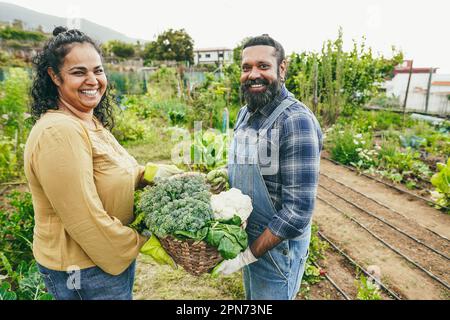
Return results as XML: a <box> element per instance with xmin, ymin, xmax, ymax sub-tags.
<box><xmin>31</xmin><ymin>26</ymin><xmax>115</xmax><ymax>129</ymax></box>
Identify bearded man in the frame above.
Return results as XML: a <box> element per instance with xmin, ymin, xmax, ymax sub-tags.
<box><xmin>210</xmin><ymin>35</ymin><xmax>323</xmax><ymax>300</ymax></box>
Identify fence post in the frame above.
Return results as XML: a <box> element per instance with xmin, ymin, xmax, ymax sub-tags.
<box><xmin>403</xmin><ymin>60</ymin><xmax>413</xmax><ymax>127</ymax></box>
<box><xmin>425</xmin><ymin>67</ymin><xmax>433</xmax><ymax>113</ymax></box>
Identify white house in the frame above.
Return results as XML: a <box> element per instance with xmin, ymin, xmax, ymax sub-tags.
<box><xmin>193</xmin><ymin>47</ymin><xmax>233</xmax><ymax>66</ymax></box>
<box><xmin>383</xmin><ymin>60</ymin><xmax>450</xmax><ymax>115</ymax></box>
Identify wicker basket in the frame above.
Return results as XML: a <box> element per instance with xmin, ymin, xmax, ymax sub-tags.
<box><xmin>159</xmin><ymin>236</ymin><xmax>223</xmax><ymax>276</ymax></box>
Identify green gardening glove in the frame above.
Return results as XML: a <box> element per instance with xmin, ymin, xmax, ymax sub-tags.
<box><xmin>206</xmin><ymin>167</ymin><xmax>229</xmax><ymax>194</ymax></box>
<box><xmin>140</xmin><ymin>234</ymin><xmax>177</xmax><ymax>269</ymax></box>
<box><xmin>144</xmin><ymin>162</ymin><xmax>183</xmax><ymax>183</ymax></box>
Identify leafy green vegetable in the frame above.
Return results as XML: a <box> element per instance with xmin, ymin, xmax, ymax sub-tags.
<box><xmin>430</xmin><ymin>159</ymin><xmax>450</xmax><ymax>211</ymax></box>
<box><xmin>215</xmin><ymin>215</ymin><xmax>242</xmax><ymax>226</ymax></box>
<box><xmin>173</xmin><ymin>227</ymin><xmax>209</xmax><ymax>241</ymax></box>
<box><xmin>205</xmin><ymin>221</ymin><xmax>248</xmax><ymax>260</ymax></box>
<box><xmin>0</xmin><ymin>282</ymin><xmax>17</xmax><ymax>300</ymax></box>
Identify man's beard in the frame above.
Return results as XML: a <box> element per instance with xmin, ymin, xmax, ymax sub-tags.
<box><xmin>241</xmin><ymin>77</ymin><xmax>281</xmax><ymax>113</ymax></box>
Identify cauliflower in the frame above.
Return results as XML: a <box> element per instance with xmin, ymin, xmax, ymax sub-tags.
<box><xmin>210</xmin><ymin>188</ymin><xmax>253</xmax><ymax>221</ymax></box>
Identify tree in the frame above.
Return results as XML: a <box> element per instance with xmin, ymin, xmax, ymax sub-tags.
<box><xmin>101</xmin><ymin>40</ymin><xmax>135</xmax><ymax>60</ymax></box>
<box><xmin>12</xmin><ymin>19</ymin><xmax>23</xmax><ymax>30</ymax></box>
<box><xmin>286</xmin><ymin>28</ymin><xmax>403</xmax><ymax>125</ymax></box>
<box><xmin>143</xmin><ymin>29</ymin><xmax>194</xmax><ymax>65</ymax></box>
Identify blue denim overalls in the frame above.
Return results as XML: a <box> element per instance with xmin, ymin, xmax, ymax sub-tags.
<box><xmin>229</xmin><ymin>96</ymin><xmax>311</xmax><ymax>300</ymax></box>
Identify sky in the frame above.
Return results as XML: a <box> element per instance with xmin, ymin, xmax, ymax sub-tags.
<box><xmin>4</xmin><ymin>0</ymin><xmax>450</xmax><ymax>73</ymax></box>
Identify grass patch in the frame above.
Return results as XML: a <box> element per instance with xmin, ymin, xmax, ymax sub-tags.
<box><xmin>133</xmin><ymin>255</ymin><xmax>244</xmax><ymax>300</ymax></box>
<box><xmin>123</xmin><ymin>126</ymin><xmax>177</xmax><ymax>164</ymax></box>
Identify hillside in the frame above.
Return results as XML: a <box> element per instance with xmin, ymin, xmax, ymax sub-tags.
<box><xmin>0</xmin><ymin>2</ymin><xmax>142</xmax><ymax>43</ymax></box>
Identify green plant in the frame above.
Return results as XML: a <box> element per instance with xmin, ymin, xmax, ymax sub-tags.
<box><xmin>168</xmin><ymin>110</ymin><xmax>186</xmax><ymax>126</ymax></box>
<box><xmin>172</xmin><ymin>129</ymin><xmax>229</xmax><ymax>173</ymax></box>
<box><xmin>187</xmin><ymin>78</ymin><xmax>228</xmax><ymax>130</ymax></box>
<box><xmin>430</xmin><ymin>159</ymin><xmax>450</xmax><ymax>212</ymax></box>
<box><xmin>0</xmin><ymin>191</ymin><xmax>35</xmax><ymax>272</ymax></box>
<box><xmin>0</xmin><ymin>68</ymin><xmax>32</xmax><ymax>182</ymax></box>
<box><xmin>355</xmin><ymin>274</ymin><xmax>382</xmax><ymax>300</ymax></box>
<box><xmin>112</xmin><ymin>108</ymin><xmax>149</xmax><ymax>143</ymax></box>
<box><xmin>204</xmin><ymin>220</ymin><xmax>248</xmax><ymax>260</ymax></box>
<box><xmin>377</xmin><ymin>147</ymin><xmax>432</xmax><ymax>186</ymax></box>
<box><xmin>302</xmin><ymin>224</ymin><xmax>328</xmax><ymax>285</ymax></box>
<box><xmin>286</xmin><ymin>29</ymin><xmax>403</xmax><ymax>125</ymax></box>
<box><xmin>0</xmin><ymin>190</ymin><xmax>53</xmax><ymax>300</ymax></box>
<box><xmin>327</xmin><ymin>125</ymin><xmax>374</xmax><ymax>168</ymax></box>
<box><xmin>102</xmin><ymin>40</ymin><xmax>135</xmax><ymax>60</ymax></box>
<box><xmin>0</xmin><ymin>27</ymin><xmax>47</xmax><ymax>42</ymax></box>
<box><xmin>0</xmin><ymin>137</ymin><xmax>19</xmax><ymax>182</ymax></box>
<box><xmin>143</xmin><ymin>28</ymin><xmax>194</xmax><ymax>64</ymax></box>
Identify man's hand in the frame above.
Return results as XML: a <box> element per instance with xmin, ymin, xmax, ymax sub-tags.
<box><xmin>211</xmin><ymin>247</ymin><xmax>257</xmax><ymax>276</ymax></box>
<box><xmin>206</xmin><ymin>167</ymin><xmax>229</xmax><ymax>194</ymax></box>
<box><xmin>250</xmin><ymin>228</ymin><xmax>283</xmax><ymax>258</ymax></box>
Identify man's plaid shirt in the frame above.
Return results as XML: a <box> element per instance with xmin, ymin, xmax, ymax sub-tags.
<box><xmin>235</xmin><ymin>85</ymin><xmax>323</xmax><ymax>239</ymax></box>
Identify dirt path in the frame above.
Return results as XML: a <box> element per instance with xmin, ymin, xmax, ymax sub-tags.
<box><xmin>319</xmin><ymin>159</ymin><xmax>450</xmax><ymax>237</ymax></box>
<box><xmin>314</xmin><ymin>158</ymin><xmax>450</xmax><ymax>300</ymax></box>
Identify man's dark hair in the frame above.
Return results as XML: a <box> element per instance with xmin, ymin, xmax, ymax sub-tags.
<box><xmin>242</xmin><ymin>34</ymin><xmax>285</xmax><ymax>67</ymax></box>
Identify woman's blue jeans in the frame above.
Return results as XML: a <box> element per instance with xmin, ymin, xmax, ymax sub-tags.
<box><xmin>37</xmin><ymin>260</ymin><xmax>136</xmax><ymax>300</ymax></box>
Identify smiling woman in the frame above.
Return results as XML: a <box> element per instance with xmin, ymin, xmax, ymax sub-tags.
<box><xmin>23</xmin><ymin>26</ymin><xmax>154</xmax><ymax>300</ymax></box>
<box><xmin>46</xmin><ymin>42</ymin><xmax>108</xmax><ymax>129</ymax></box>
<box><xmin>30</xmin><ymin>26</ymin><xmax>115</xmax><ymax>129</ymax></box>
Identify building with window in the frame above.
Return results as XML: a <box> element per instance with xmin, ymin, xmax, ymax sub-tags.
<box><xmin>193</xmin><ymin>47</ymin><xmax>233</xmax><ymax>66</ymax></box>
<box><xmin>383</xmin><ymin>60</ymin><xmax>450</xmax><ymax>115</ymax></box>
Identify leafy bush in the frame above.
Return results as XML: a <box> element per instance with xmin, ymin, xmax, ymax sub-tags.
<box><xmin>121</xmin><ymin>94</ymin><xmax>168</xmax><ymax>120</ymax></box>
<box><xmin>112</xmin><ymin>108</ymin><xmax>149</xmax><ymax>143</ymax></box>
<box><xmin>107</xmin><ymin>70</ymin><xmax>146</xmax><ymax>95</ymax></box>
<box><xmin>0</xmin><ymin>137</ymin><xmax>19</xmax><ymax>183</ymax></box>
<box><xmin>286</xmin><ymin>28</ymin><xmax>403</xmax><ymax>125</ymax></box>
<box><xmin>147</xmin><ymin>66</ymin><xmax>179</xmax><ymax>99</ymax></box>
<box><xmin>302</xmin><ymin>224</ymin><xmax>328</xmax><ymax>285</ymax></box>
<box><xmin>377</xmin><ymin>147</ymin><xmax>432</xmax><ymax>187</ymax></box>
<box><xmin>340</xmin><ymin>110</ymin><xmax>416</xmax><ymax>132</ymax></box>
<box><xmin>0</xmin><ymin>191</ymin><xmax>34</xmax><ymax>270</ymax></box>
<box><xmin>0</xmin><ymin>27</ymin><xmax>46</xmax><ymax>42</ymax></box>
<box><xmin>168</xmin><ymin>110</ymin><xmax>186</xmax><ymax>126</ymax></box>
<box><xmin>355</xmin><ymin>274</ymin><xmax>381</xmax><ymax>300</ymax></box>
<box><xmin>430</xmin><ymin>159</ymin><xmax>450</xmax><ymax>212</ymax></box>
<box><xmin>187</xmin><ymin>73</ymin><xmax>229</xmax><ymax>130</ymax></box>
<box><xmin>0</xmin><ymin>190</ymin><xmax>53</xmax><ymax>300</ymax></box>
<box><xmin>327</xmin><ymin>125</ymin><xmax>374</xmax><ymax>168</ymax></box>
<box><xmin>0</xmin><ymin>68</ymin><xmax>32</xmax><ymax>182</ymax></box>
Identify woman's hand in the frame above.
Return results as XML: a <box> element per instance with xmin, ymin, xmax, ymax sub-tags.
<box><xmin>140</xmin><ymin>162</ymin><xmax>184</xmax><ymax>186</ymax></box>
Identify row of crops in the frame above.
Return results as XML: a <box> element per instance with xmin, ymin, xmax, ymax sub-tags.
<box><xmin>325</xmin><ymin>110</ymin><xmax>449</xmax><ymax>211</ymax></box>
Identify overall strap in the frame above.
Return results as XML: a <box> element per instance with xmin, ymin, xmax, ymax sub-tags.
<box><xmin>260</xmin><ymin>97</ymin><xmax>297</xmax><ymax>131</ymax></box>
<box><xmin>233</xmin><ymin>106</ymin><xmax>250</xmax><ymax>130</ymax></box>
